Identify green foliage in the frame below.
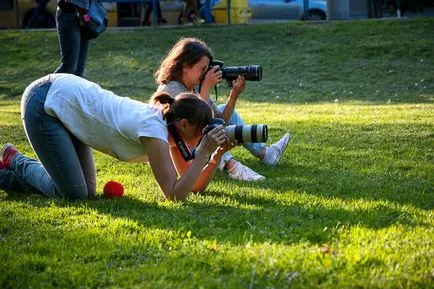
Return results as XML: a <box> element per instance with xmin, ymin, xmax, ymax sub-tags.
<box><xmin>0</xmin><ymin>18</ymin><xmax>433</xmax><ymax>288</ymax></box>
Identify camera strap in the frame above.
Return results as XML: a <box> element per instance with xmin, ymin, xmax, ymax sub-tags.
<box><xmin>168</xmin><ymin>124</ymin><xmax>196</xmax><ymax>162</ymax></box>
<box><xmin>199</xmin><ymin>76</ymin><xmax>219</xmax><ymax>101</ymax></box>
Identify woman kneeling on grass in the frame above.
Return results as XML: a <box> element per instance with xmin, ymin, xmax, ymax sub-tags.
<box><xmin>0</xmin><ymin>73</ymin><xmax>233</xmax><ymax>201</ymax></box>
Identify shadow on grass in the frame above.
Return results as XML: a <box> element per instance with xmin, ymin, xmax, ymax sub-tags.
<box><xmin>1</xmin><ymin>114</ymin><xmax>431</xmax><ymax>246</ymax></box>
<box><xmin>246</xmin><ymin>162</ymin><xmax>433</xmax><ymax>210</ymax></box>
<box><xmin>3</xmin><ymin>186</ymin><xmax>429</xmax><ymax>247</ymax></box>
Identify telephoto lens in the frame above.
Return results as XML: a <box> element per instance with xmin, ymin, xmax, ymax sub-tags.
<box><xmin>222</xmin><ymin>65</ymin><xmax>262</xmax><ymax>82</ymax></box>
<box><xmin>225</xmin><ymin>124</ymin><xmax>268</xmax><ymax>143</ymax></box>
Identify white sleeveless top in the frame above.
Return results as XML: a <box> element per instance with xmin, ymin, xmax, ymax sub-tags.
<box><xmin>44</xmin><ymin>74</ymin><xmax>168</xmax><ymax>163</ymax></box>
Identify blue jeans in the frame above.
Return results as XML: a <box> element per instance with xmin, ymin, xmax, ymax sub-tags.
<box><xmin>200</xmin><ymin>0</ymin><xmax>213</xmax><ymax>23</ymax></box>
<box><xmin>217</xmin><ymin>104</ymin><xmax>265</xmax><ymax>165</ymax></box>
<box><xmin>0</xmin><ymin>168</ymin><xmax>41</xmax><ymax>195</ymax></box>
<box><xmin>27</xmin><ymin>0</ymin><xmax>50</xmax><ymax>28</ymax></box>
<box><xmin>11</xmin><ymin>75</ymin><xmax>96</xmax><ymax>199</ymax></box>
<box><xmin>54</xmin><ymin>8</ymin><xmax>90</xmax><ymax>77</ymax></box>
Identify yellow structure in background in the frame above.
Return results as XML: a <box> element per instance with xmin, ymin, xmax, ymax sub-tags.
<box><xmin>212</xmin><ymin>0</ymin><xmax>251</xmax><ymax>24</ymax></box>
<box><xmin>0</xmin><ymin>0</ymin><xmax>251</xmax><ymax>29</ymax></box>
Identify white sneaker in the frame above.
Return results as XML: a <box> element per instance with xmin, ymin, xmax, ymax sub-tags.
<box><xmin>227</xmin><ymin>162</ymin><xmax>265</xmax><ymax>181</ymax></box>
<box><xmin>263</xmin><ymin>133</ymin><xmax>291</xmax><ymax>165</ymax></box>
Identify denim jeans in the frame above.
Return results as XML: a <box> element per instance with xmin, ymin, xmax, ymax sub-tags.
<box><xmin>54</xmin><ymin>8</ymin><xmax>90</xmax><ymax>77</ymax></box>
<box><xmin>12</xmin><ymin>75</ymin><xmax>96</xmax><ymax>199</ymax></box>
<box><xmin>217</xmin><ymin>104</ymin><xmax>265</xmax><ymax>166</ymax></box>
<box><xmin>0</xmin><ymin>168</ymin><xmax>41</xmax><ymax>195</ymax></box>
<box><xmin>200</xmin><ymin>0</ymin><xmax>213</xmax><ymax>23</ymax></box>
<box><xmin>26</xmin><ymin>0</ymin><xmax>50</xmax><ymax>28</ymax></box>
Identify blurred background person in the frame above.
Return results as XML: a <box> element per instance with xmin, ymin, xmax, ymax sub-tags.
<box><xmin>200</xmin><ymin>0</ymin><xmax>214</xmax><ymax>23</ymax></box>
<box><xmin>142</xmin><ymin>0</ymin><xmax>167</xmax><ymax>26</ymax></box>
<box><xmin>26</xmin><ymin>0</ymin><xmax>52</xmax><ymax>29</ymax></box>
<box><xmin>179</xmin><ymin>0</ymin><xmax>204</xmax><ymax>24</ymax></box>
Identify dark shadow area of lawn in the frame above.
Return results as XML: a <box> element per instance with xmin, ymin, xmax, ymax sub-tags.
<box><xmin>3</xmin><ymin>190</ymin><xmax>429</xmax><ymax>247</ymax></box>
<box><xmin>226</xmin><ymin>157</ymin><xmax>433</xmax><ymax>210</ymax></box>
<box><xmin>0</xmin><ymin>201</ymin><xmax>292</xmax><ymax>289</ymax></box>
<box><xmin>213</xmin><ymin>157</ymin><xmax>433</xmax><ymax>207</ymax></box>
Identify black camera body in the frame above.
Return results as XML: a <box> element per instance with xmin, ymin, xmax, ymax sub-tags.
<box><xmin>203</xmin><ymin>118</ymin><xmax>268</xmax><ymax>144</ymax></box>
<box><xmin>210</xmin><ymin>60</ymin><xmax>262</xmax><ymax>86</ymax></box>
<box><xmin>203</xmin><ymin>118</ymin><xmax>225</xmax><ymax>135</ymax></box>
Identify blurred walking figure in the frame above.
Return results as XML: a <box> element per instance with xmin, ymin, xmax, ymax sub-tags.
<box><xmin>26</xmin><ymin>0</ymin><xmax>52</xmax><ymax>28</ymax></box>
<box><xmin>200</xmin><ymin>0</ymin><xmax>214</xmax><ymax>23</ymax></box>
<box><xmin>142</xmin><ymin>0</ymin><xmax>167</xmax><ymax>26</ymax></box>
<box><xmin>180</xmin><ymin>0</ymin><xmax>204</xmax><ymax>24</ymax></box>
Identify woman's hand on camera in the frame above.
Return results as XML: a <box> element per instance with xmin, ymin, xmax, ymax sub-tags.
<box><xmin>211</xmin><ymin>136</ymin><xmax>238</xmax><ymax>164</ymax></box>
<box><xmin>204</xmin><ymin>66</ymin><xmax>222</xmax><ymax>87</ymax></box>
<box><xmin>198</xmin><ymin>125</ymin><xmax>226</xmax><ymax>157</ymax></box>
<box><xmin>229</xmin><ymin>75</ymin><xmax>245</xmax><ymax>100</ymax></box>
<box><xmin>219</xmin><ymin>136</ymin><xmax>238</xmax><ymax>153</ymax></box>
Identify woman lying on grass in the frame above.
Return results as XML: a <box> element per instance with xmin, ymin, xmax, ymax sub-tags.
<box><xmin>0</xmin><ymin>73</ymin><xmax>234</xmax><ymax>201</ymax></box>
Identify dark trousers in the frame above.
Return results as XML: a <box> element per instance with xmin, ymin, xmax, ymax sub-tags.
<box><xmin>143</xmin><ymin>1</ymin><xmax>163</xmax><ymax>24</ymax></box>
<box><xmin>54</xmin><ymin>8</ymin><xmax>90</xmax><ymax>77</ymax></box>
<box><xmin>27</xmin><ymin>0</ymin><xmax>50</xmax><ymax>28</ymax></box>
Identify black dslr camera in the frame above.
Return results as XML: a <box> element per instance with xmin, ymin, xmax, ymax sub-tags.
<box><xmin>203</xmin><ymin>118</ymin><xmax>268</xmax><ymax>144</ymax></box>
<box><xmin>209</xmin><ymin>60</ymin><xmax>262</xmax><ymax>87</ymax></box>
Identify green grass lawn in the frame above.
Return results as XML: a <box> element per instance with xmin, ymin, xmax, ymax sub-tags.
<box><xmin>0</xmin><ymin>18</ymin><xmax>433</xmax><ymax>288</ymax></box>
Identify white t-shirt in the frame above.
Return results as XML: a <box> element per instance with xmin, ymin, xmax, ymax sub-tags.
<box><xmin>44</xmin><ymin>74</ymin><xmax>168</xmax><ymax>163</ymax></box>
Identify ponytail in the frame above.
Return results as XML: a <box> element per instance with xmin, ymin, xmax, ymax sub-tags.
<box><xmin>151</xmin><ymin>91</ymin><xmax>175</xmax><ymax>120</ymax></box>
<box><xmin>152</xmin><ymin>92</ymin><xmax>213</xmax><ymax>129</ymax></box>
<box><xmin>151</xmin><ymin>91</ymin><xmax>175</xmax><ymax>105</ymax></box>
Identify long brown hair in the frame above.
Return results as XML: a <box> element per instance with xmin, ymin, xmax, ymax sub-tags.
<box><xmin>151</xmin><ymin>91</ymin><xmax>213</xmax><ymax>129</ymax></box>
<box><xmin>155</xmin><ymin>37</ymin><xmax>214</xmax><ymax>85</ymax></box>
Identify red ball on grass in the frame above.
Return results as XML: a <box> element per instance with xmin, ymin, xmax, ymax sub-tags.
<box><xmin>103</xmin><ymin>181</ymin><xmax>124</xmax><ymax>198</ymax></box>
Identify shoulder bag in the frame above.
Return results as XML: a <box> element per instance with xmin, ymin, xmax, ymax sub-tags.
<box><xmin>79</xmin><ymin>0</ymin><xmax>108</xmax><ymax>39</ymax></box>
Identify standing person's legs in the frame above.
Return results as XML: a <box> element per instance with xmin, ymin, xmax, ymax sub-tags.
<box><xmin>143</xmin><ymin>3</ymin><xmax>152</xmax><ymax>25</ymax></box>
<box><xmin>9</xmin><ymin>77</ymin><xmax>95</xmax><ymax>199</ymax></box>
<box><xmin>27</xmin><ymin>4</ymin><xmax>44</xmax><ymax>28</ymax></box>
<box><xmin>182</xmin><ymin>0</ymin><xmax>191</xmax><ymax>23</ymax></box>
<box><xmin>75</xmin><ymin>37</ymin><xmax>90</xmax><ymax>77</ymax></box>
<box><xmin>54</xmin><ymin>9</ymin><xmax>90</xmax><ymax>77</ymax></box>
<box><xmin>40</xmin><ymin>1</ymin><xmax>50</xmax><ymax>27</ymax></box>
<box><xmin>201</xmin><ymin>0</ymin><xmax>213</xmax><ymax>23</ymax></box>
<box><xmin>156</xmin><ymin>1</ymin><xmax>163</xmax><ymax>19</ymax></box>
<box><xmin>156</xmin><ymin>1</ymin><xmax>167</xmax><ymax>24</ymax></box>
